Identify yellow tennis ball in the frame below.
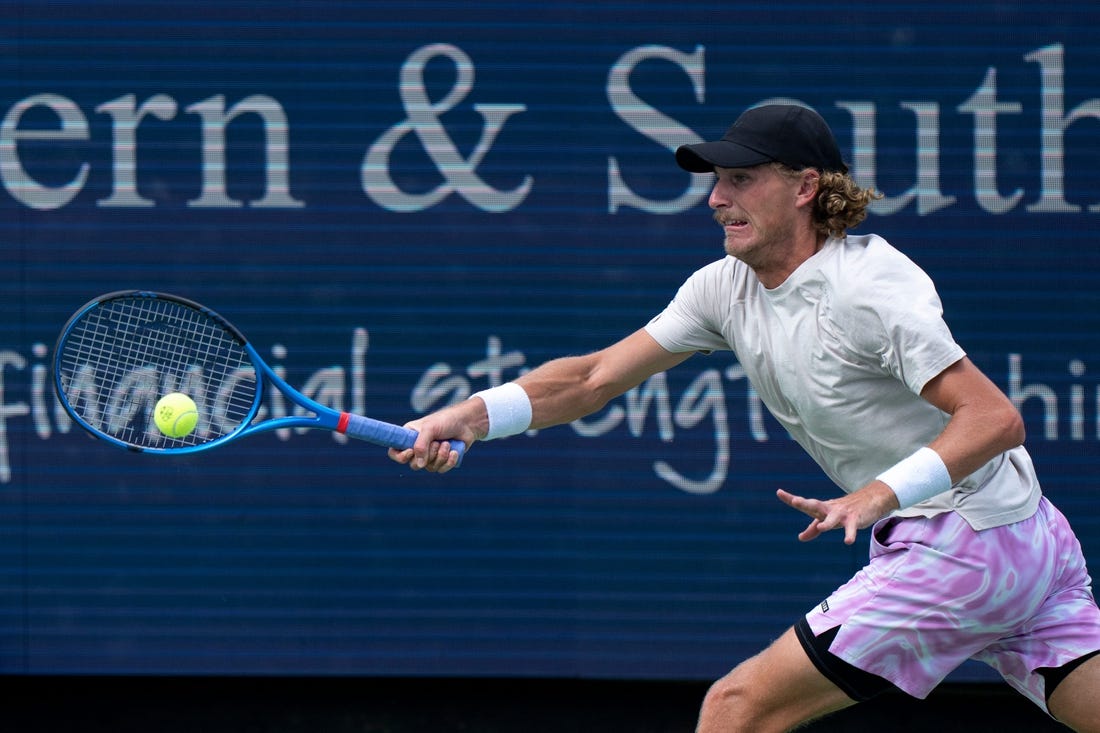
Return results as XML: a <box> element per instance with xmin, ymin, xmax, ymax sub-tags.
<box><xmin>154</xmin><ymin>392</ymin><xmax>199</xmax><ymax>438</ymax></box>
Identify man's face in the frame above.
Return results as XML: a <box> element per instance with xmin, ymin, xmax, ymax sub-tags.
<box><xmin>709</xmin><ymin>164</ymin><xmax>807</xmax><ymax>265</ymax></box>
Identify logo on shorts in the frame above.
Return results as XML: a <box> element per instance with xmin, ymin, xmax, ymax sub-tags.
<box><xmin>820</xmin><ymin>600</ymin><xmax>830</xmax><ymax>613</ymax></box>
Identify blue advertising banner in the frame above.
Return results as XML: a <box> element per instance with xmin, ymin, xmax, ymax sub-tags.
<box><xmin>2</xmin><ymin>0</ymin><xmax>1098</xmax><ymax>681</ymax></box>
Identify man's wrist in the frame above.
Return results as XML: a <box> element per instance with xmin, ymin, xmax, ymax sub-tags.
<box><xmin>875</xmin><ymin>447</ymin><xmax>952</xmax><ymax>509</ymax></box>
<box><xmin>470</xmin><ymin>383</ymin><xmax>532</xmax><ymax>440</ymax></box>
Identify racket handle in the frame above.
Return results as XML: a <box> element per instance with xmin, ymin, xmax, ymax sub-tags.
<box><xmin>341</xmin><ymin>413</ymin><xmax>466</xmax><ymax>465</ymax></box>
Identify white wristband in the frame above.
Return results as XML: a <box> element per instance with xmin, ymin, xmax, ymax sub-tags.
<box><xmin>471</xmin><ymin>383</ymin><xmax>532</xmax><ymax>441</ymax></box>
<box><xmin>875</xmin><ymin>447</ymin><xmax>952</xmax><ymax>509</ymax></box>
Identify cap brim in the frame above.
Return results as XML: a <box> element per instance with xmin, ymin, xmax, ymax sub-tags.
<box><xmin>675</xmin><ymin>141</ymin><xmax>773</xmax><ymax>173</ymax></box>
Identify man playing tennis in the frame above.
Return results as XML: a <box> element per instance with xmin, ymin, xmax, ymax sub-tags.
<box><xmin>389</xmin><ymin>104</ymin><xmax>1100</xmax><ymax>732</ymax></box>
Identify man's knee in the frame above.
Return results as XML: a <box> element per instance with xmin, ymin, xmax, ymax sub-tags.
<box><xmin>695</xmin><ymin>628</ymin><xmax>859</xmax><ymax>733</ymax></box>
<box><xmin>698</xmin><ymin>667</ymin><xmax>772</xmax><ymax>733</ymax></box>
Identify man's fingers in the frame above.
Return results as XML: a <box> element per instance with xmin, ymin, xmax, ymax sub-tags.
<box><xmin>779</xmin><ymin>488</ymin><xmax>868</xmax><ymax>544</ymax></box>
<box><xmin>777</xmin><ymin>488</ymin><xmax>810</xmax><ymax>513</ymax></box>
<box><xmin>798</xmin><ymin>518</ymin><xmax>824</xmax><ymax>542</ymax></box>
<box><xmin>433</xmin><ymin>442</ymin><xmax>460</xmax><ymax>473</ymax></box>
<box><xmin>387</xmin><ymin>443</ymin><xmax>440</xmax><ymax>471</ymax></box>
<box><xmin>777</xmin><ymin>489</ymin><xmax>827</xmax><ymax>520</ymax></box>
<box><xmin>816</xmin><ymin>510</ymin><xmax>861</xmax><ymax>545</ymax></box>
<box><xmin>388</xmin><ymin>447</ymin><xmax>416</xmax><ymax>465</ymax></box>
<box><xmin>776</xmin><ymin>488</ymin><xmax>803</xmax><ymax>510</ymax></box>
<box><xmin>844</xmin><ymin>522</ymin><xmax>858</xmax><ymax>545</ymax></box>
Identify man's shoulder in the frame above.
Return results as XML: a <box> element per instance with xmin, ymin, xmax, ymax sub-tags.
<box><xmin>686</xmin><ymin>255</ymin><xmax>752</xmax><ymax>285</ymax></box>
<box><xmin>833</xmin><ymin>233</ymin><xmax>926</xmax><ymax>279</ymax></box>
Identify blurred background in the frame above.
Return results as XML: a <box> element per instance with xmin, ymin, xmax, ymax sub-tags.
<box><xmin>3</xmin><ymin>1</ymin><xmax>1098</xmax><ymax>729</ymax></box>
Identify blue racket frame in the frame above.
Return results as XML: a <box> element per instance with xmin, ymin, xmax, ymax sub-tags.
<box><xmin>53</xmin><ymin>290</ymin><xmax>464</xmax><ymax>461</ymax></box>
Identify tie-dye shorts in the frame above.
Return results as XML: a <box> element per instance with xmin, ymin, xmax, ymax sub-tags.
<box><xmin>803</xmin><ymin>496</ymin><xmax>1100</xmax><ymax>710</ymax></box>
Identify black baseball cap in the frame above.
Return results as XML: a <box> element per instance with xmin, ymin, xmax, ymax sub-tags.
<box><xmin>675</xmin><ymin>104</ymin><xmax>847</xmax><ymax>174</ymax></box>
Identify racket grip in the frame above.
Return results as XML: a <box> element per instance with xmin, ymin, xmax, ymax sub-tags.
<box><xmin>341</xmin><ymin>413</ymin><xmax>466</xmax><ymax>465</ymax></box>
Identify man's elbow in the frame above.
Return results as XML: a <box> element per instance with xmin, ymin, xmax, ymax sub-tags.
<box><xmin>1001</xmin><ymin>403</ymin><xmax>1026</xmax><ymax>448</ymax></box>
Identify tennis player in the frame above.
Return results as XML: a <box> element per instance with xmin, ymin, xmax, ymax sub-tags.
<box><xmin>389</xmin><ymin>104</ymin><xmax>1100</xmax><ymax>732</ymax></box>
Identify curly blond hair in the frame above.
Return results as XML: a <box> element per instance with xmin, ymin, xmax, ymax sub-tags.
<box><xmin>773</xmin><ymin>163</ymin><xmax>882</xmax><ymax>237</ymax></box>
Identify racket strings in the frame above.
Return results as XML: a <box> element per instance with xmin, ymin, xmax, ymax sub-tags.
<box><xmin>57</xmin><ymin>296</ymin><xmax>259</xmax><ymax>449</ymax></box>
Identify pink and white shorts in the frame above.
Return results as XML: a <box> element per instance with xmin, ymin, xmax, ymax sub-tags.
<box><xmin>804</xmin><ymin>496</ymin><xmax>1100</xmax><ymax>710</ymax></box>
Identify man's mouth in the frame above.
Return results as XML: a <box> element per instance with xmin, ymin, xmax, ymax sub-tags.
<box><xmin>714</xmin><ymin>212</ymin><xmax>748</xmax><ymax>228</ymax></box>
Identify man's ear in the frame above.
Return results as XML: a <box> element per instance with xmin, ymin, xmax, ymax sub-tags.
<box><xmin>796</xmin><ymin>170</ymin><xmax>820</xmax><ymax>205</ymax></box>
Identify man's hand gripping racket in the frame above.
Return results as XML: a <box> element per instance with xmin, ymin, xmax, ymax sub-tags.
<box><xmin>387</xmin><ymin>398</ymin><xmax>485</xmax><ymax>473</ymax></box>
<box><xmin>53</xmin><ymin>290</ymin><xmax>466</xmax><ymax>462</ymax></box>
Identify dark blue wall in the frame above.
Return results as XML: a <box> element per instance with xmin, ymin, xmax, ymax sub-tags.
<box><xmin>2</xmin><ymin>0</ymin><xmax>1098</xmax><ymax>682</ymax></box>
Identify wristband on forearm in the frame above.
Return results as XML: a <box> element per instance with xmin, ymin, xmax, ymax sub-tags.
<box><xmin>470</xmin><ymin>383</ymin><xmax>532</xmax><ymax>440</ymax></box>
<box><xmin>875</xmin><ymin>447</ymin><xmax>952</xmax><ymax>509</ymax></box>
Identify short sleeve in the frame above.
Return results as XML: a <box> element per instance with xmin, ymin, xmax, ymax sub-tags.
<box><xmin>844</xmin><ymin>247</ymin><xmax>965</xmax><ymax>395</ymax></box>
<box><xmin>645</xmin><ymin>263</ymin><xmax>732</xmax><ymax>355</ymax></box>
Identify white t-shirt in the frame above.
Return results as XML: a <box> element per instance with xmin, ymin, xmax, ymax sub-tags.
<box><xmin>645</xmin><ymin>233</ymin><xmax>1040</xmax><ymax>530</ymax></box>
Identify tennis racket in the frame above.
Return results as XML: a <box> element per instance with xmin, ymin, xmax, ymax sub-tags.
<box><xmin>53</xmin><ymin>289</ymin><xmax>465</xmax><ymax>460</ymax></box>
